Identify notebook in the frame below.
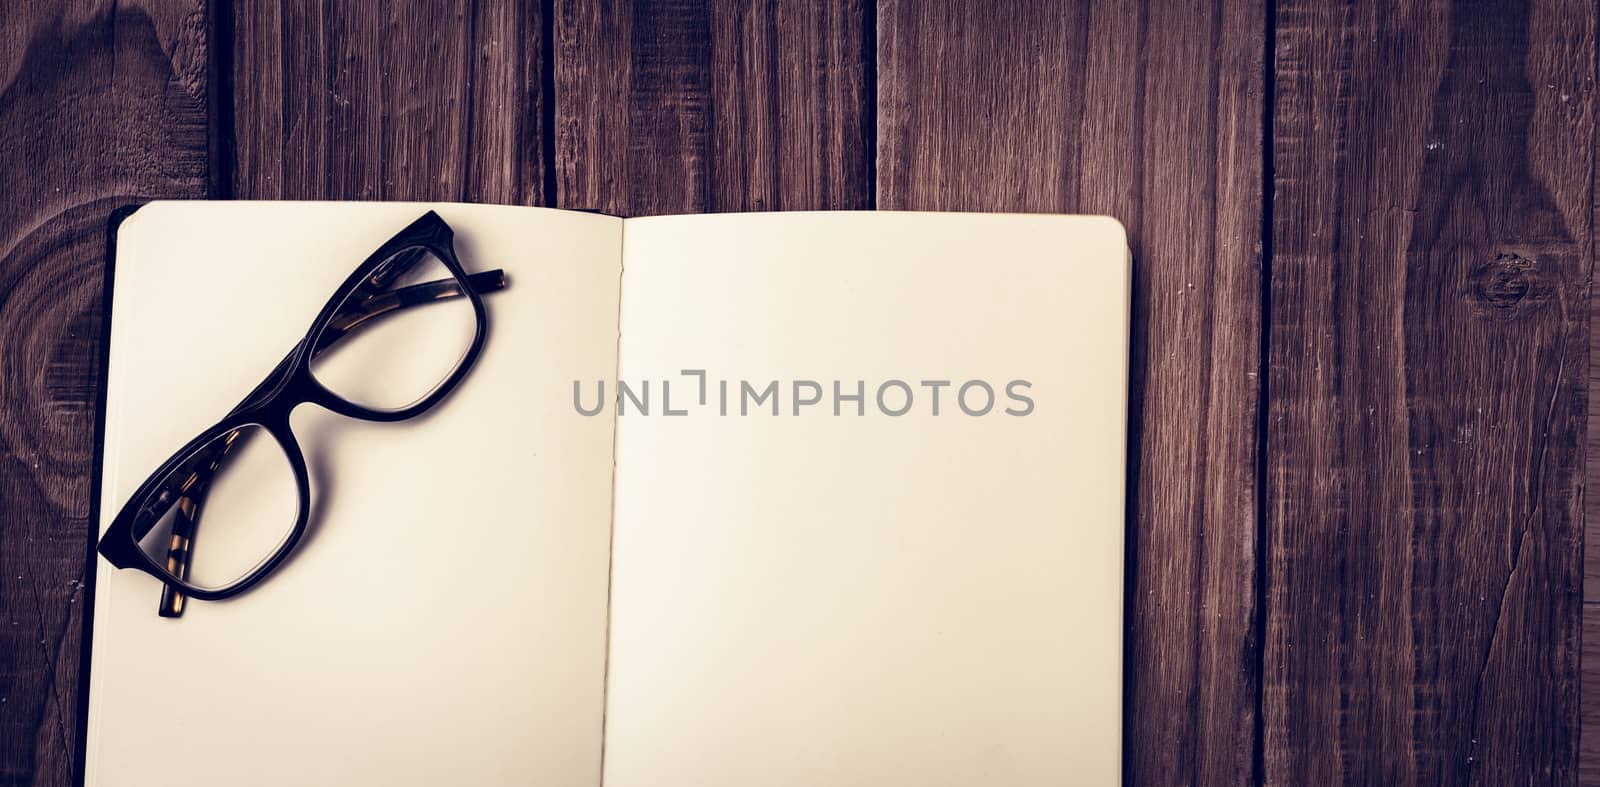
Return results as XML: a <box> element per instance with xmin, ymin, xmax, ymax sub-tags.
<box><xmin>85</xmin><ymin>202</ymin><xmax>1131</xmax><ymax>786</ymax></box>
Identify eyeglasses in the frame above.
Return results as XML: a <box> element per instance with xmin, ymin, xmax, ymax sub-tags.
<box><xmin>96</xmin><ymin>211</ymin><xmax>506</xmax><ymax>617</ymax></box>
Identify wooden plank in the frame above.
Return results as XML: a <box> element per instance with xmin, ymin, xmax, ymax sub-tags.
<box><xmin>1589</xmin><ymin>54</ymin><xmax>1600</xmax><ymax>780</ymax></box>
<box><xmin>1585</xmin><ymin>603</ymin><xmax>1600</xmax><ymax>785</ymax></box>
<box><xmin>1267</xmin><ymin>0</ymin><xmax>1593</xmax><ymax>782</ymax></box>
<box><xmin>1590</xmin><ymin>221</ymin><xmax>1600</xmax><ymax>784</ymax></box>
<box><xmin>1590</xmin><ymin>245</ymin><xmax>1600</xmax><ymax>607</ymax></box>
<box><xmin>0</xmin><ymin>2</ymin><xmax>213</xmax><ymax>785</ymax></box>
<box><xmin>877</xmin><ymin>1</ymin><xmax>1266</xmax><ymax>784</ymax></box>
<box><xmin>553</xmin><ymin>0</ymin><xmax>873</xmax><ymax>215</ymax></box>
<box><xmin>229</xmin><ymin>0</ymin><xmax>546</xmax><ymax>203</ymax></box>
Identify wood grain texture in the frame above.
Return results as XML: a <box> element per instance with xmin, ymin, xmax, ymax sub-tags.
<box><xmin>0</xmin><ymin>2</ymin><xmax>212</xmax><ymax>785</ymax></box>
<box><xmin>877</xmin><ymin>1</ymin><xmax>1266</xmax><ymax>784</ymax></box>
<box><xmin>553</xmin><ymin>0</ymin><xmax>873</xmax><ymax>215</ymax></box>
<box><xmin>229</xmin><ymin>0</ymin><xmax>546</xmax><ymax>203</ymax></box>
<box><xmin>1588</xmin><ymin>39</ymin><xmax>1600</xmax><ymax>779</ymax></box>
<box><xmin>1267</xmin><ymin>0</ymin><xmax>1593</xmax><ymax>782</ymax></box>
<box><xmin>1585</xmin><ymin>604</ymin><xmax>1600</xmax><ymax>785</ymax></box>
<box><xmin>3</xmin><ymin>1</ymin><xmax>1599</xmax><ymax>784</ymax></box>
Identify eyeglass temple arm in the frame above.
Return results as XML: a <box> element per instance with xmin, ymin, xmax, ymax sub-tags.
<box><xmin>152</xmin><ymin>268</ymin><xmax>508</xmax><ymax>617</ymax></box>
<box><xmin>363</xmin><ymin>245</ymin><xmax>432</xmax><ymax>292</ymax></box>
<box><xmin>313</xmin><ymin>269</ymin><xmax>506</xmax><ymax>351</ymax></box>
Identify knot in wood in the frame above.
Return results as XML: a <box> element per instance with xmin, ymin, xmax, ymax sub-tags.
<box><xmin>1470</xmin><ymin>252</ymin><xmax>1536</xmax><ymax>311</ymax></box>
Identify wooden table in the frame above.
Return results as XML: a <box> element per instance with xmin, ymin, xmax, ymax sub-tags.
<box><xmin>0</xmin><ymin>1</ymin><xmax>1592</xmax><ymax>784</ymax></box>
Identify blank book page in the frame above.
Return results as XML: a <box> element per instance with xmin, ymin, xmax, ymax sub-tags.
<box><xmin>604</xmin><ymin>212</ymin><xmax>1130</xmax><ymax>787</ymax></box>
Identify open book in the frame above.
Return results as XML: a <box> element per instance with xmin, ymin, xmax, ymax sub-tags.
<box><xmin>87</xmin><ymin>202</ymin><xmax>1131</xmax><ymax>786</ymax></box>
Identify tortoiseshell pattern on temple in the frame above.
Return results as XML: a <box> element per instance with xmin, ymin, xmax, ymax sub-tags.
<box><xmin>150</xmin><ymin>265</ymin><xmax>506</xmax><ymax>616</ymax></box>
<box><xmin>98</xmin><ymin>211</ymin><xmax>505</xmax><ymax>616</ymax></box>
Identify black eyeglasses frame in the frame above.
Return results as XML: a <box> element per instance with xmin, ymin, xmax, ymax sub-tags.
<box><xmin>96</xmin><ymin>210</ymin><xmax>495</xmax><ymax>604</ymax></box>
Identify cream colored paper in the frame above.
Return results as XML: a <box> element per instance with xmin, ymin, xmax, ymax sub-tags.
<box><xmin>89</xmin><ymin>206</ymin><xmax>1128</xmax><ymax>787</ymax></box>
<box><xmin>88</xmin><ymin>202</ymin><xmax>622</xmax><ymax>787</ymax></box>
<box><xmin>603</xmin><ymin>212</ymin><xmax>1129</xmax><ymax>787</ymax></box>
